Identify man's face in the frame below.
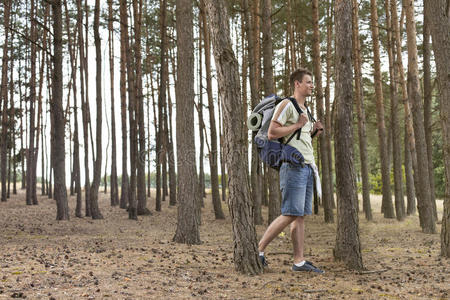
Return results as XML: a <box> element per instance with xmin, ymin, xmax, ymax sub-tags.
<box><xmin>295</xmin><ymin>75</ymin><xmax>314</xmax><ymax>97</ymax></box>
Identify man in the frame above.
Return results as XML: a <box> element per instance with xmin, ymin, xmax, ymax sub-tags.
<box><xmin>258</xmin><ymin>68</ymin><xmax>324</xmax><ymax>273</ymax></box>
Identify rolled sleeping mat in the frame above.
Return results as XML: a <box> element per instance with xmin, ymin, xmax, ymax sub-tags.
<box><xmin>247</xmin><ymin>113</ymin><xmax>262</xmax><ymax>131</ymax></box>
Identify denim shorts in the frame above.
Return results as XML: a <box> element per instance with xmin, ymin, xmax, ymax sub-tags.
<box><xmin>279</xmin><ymin>162</ymin><xmax>313</xmax><ymax>216</ymax></box>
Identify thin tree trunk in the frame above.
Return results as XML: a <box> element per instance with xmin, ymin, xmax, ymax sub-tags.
<box><xmin>243</xmin><ymin>0</ymin><xmax>262</xmax><ymax>226</ymax></box>
<box><xmin>166</xmin><ymin>72</ymin><xmax>177</xmax><ymax>207</ymax></box>
<box><xmin>424</xmin><ymin>0</ymin><xmax>450</xmax><ymax>253</ymax></box>
<box><xmin>287</xmin><ymin>0</ymin><xmax>297</xmax><ymax>70</ymax></box>
<box><xmin>385</xmin><ymin>0</ymin><xmax>404</xmax><ymax>221</ymax></box>
<box><xmin>205</xmin><ymin>0</ymin><xmax>262</xmax><ymax>275</ymax></box>
<box><xmin>51</xmin><ymin>0</ymin><xmax>69</xmax><ymax>220</ymax></box>
<box><xmin>333</xmin><ymin>0</ymin><xmax>363</xmax><ymax>270</ymax></box>
<box><xmin>200</xmin><ymin>0</ymin><xmax>225</xmax><ymax>219</ymax></box>
<box><xmin>1</xmin><ymin>0</ymin><xmax>12</xmax><ymax>202</ymax></box>
<box><xmin>313</xmin><ymin>0</ymin><xmax>333</xmax><ymax>223</ymax></box>
<box><xmin>10</xmin><ymin>60</ymin><xmax>16</xmax><ymax>195</ymax></box>
<box><xmin>404</xmin><ymin>0</ymin><xmax>435</xmax><ymax>233</ymax></box>
<box><xmin>369</xmin><ymin>0</ymin><xmax>394</xmax><ymax>218</ymax></box>
<box><xmin>119</xmin><ymin>0</ymin><xmax>129</xmax><ymax>210</ymax></box>
<box><xmin>88</xmin><ymin>0</ymin><xmax>104</xmax><ymax>220</ymax></box>
<box><xmin>173</xmin><ymin>0</ymin><xmax>201</xmax><ymax>245</ymax></box>
<box><xmin>77</xmin><ymin>0</ymin><xmax>91</xmax><ymax>216</ymax></box>
<box><xmin>197</xmin><ymin>16</ymin><xmax>206</xmax><ymax>200</ymax></box>
<box><xmin>352</xmin><ymin>0</ymin><xmax>371</xmax><ymax>220</ymax></box>
<box><xmin>326</xmin><ymin>0</ymin><xmax>335</xmax><ymax>209</ymax></box>
<box><xmin>422</xmin><ymin>7</ymin><xmax>437</xmax><ymax>220</ymax></box>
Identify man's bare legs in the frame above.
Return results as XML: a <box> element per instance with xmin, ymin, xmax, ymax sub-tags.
<box><xmin>290</xmin><ymin>216</ymin><xmax>305</xmax><ymax>264</ymax></box>
<box><xmin>258</xmin><ymin>215</ymin><xmax>296</xmax><ymax>252</ymax></box>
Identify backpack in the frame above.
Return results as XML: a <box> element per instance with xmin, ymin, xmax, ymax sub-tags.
<box><xmin>248</xmin><ymin>95</ymin><xmax>314</xmax><ymax>170</ymax></box>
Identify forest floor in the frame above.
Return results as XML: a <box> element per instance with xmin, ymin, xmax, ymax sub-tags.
<box><xmin>0</xmin><ymin>187</ymin><xmax>448</xmax><ymax>300</ymax></box>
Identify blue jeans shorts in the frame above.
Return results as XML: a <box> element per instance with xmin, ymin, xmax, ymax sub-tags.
<box><xmin>279</xmin><ymin>162</ymin><xmax>313</xmax><ymax>216</ymax></box>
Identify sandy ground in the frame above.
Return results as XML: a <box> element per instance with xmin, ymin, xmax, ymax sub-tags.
<box><xmin>0</xmin><ymin>187</ymin><xmax>448</xmax><ymax>299</ymax></box>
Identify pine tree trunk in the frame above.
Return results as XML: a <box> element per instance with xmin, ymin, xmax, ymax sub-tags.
<box><xmin>200</xmin><ymin>0</ymin><xmax>225</xmax><ymax>219</ymax></box>
<box><xmin>197</xmin><ymin>17</ymin><xmax>206</xmax><ymax>200</ymax></box>
<box><xmin>391</xmin><ymin>0</ymin><xmax>416</xmax><ymax>216</ymax></box>
<box><xmin>333</xmin><ymin>0</ymin><xmax>363</xmax><ymax>270</ymax></box>
<box><xmin>262</xmin><ymin>0</ymin><xmax>278</xmax><ymax>224</ymax></box>
<box><xmin>88</xmin><ymin>0</ymin><xmax>104</xmax><ymax>220</ymax></box>
<box><xmin>424</xmin><ymin>0</ymin><xmax>450</xmax><ymax>256</ymax></box>
<box><xmin>243</xmin><ymin>0</ymin><xmax>262</xmax><ymax>224</ymax></box>
<box><xmin>422</xmin><ymin>8</ymin><xmax>437</xmax><ymax>220</ymax></box>
<box><xmin>352</xmin><ymin>0</ymin><xmax>372</xmax><ymax>220</ymax></box>
<box><xmin>1</xmin><ymin>0</ymin><xmax>12</xmax><ymax>203</ymax></box>
<box><xmin>51</xmin><ymin>0</ymin><xmax>69</xmax><ymax>220</ymax></box>
<box><xmin>63</xmin><ymin>0</ymin><xmax>81</xmax><ymax>216</ymax></box>
<box><xmin>166</xmin><ymin>76</ymin><xmax>177</xmax><ymax>206</ymax></box>
<box><xmin>119</xmin><ymin>0</ymin><xmax>129</xmax><ymax>210</ymax></box>
<box><xmin>108</xmin><ymin>0</ymin><xmax>119</xmax><ymax>207</ymax></box>
<box><xmin>134</xmin><ymin>0</ymin><xmax>149</xmax><ymax>216</ymax></box>
<box><xmin>10</xmin><ymin>62</ymin><xmax>16</xmax><ymax>195</ymax></box>
<box><xmin>205</xmin><ymin>0</ymin><xmax>262</xmax><ymax>275</ymax></box>
<box><xmin>385</xmin><ymin>0</ymin><xmax>405</xmax><ymax>221</ymax></box>
<box><xmin>325</xmin><ymin>0</ymin><xmax>335</xmax><ymax>209</ymax></box>
<box><xmin>173</xmin><ymin>0</ymin><xmax>201</xmax><ymax>245</ymax></box>
<box><xmin>369</xmin><ymin>0</ymin><xmax>394</xmax><ymax>219</ymax></box>
<box><xmin>404</xmin><ymin>0</ymin><xmax>435</xmax><ymax>233</ymax></box>
<box><xmin>313</xmin><ymin>0</ymin><xmax>334</xmax><ymax>223</ymax></box>
<box><xmin>77</xmin><ymin>0</ymin><xmax>91</xmax><ymax>216</ymax></box>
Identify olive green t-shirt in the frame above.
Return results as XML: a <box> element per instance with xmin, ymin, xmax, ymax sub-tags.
<box><xmin>271</xmin><ymin>99</ymin><xmax>315</xmax><ymax>164</ymax></box>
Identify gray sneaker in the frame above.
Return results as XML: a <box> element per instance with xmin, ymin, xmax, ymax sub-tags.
<box><xmin>292</xmin><ymin>261</ymin><xmax>324</xmax><ymax>273</ymax></box>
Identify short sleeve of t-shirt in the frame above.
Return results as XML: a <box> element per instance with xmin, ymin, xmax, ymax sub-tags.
<box><xmin>272</xmin><ymin>100</ymin><xmax>292</xmax><ymax>125</ymax></box>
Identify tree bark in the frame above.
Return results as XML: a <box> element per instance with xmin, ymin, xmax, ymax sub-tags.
<box><xmin>369</xmin><ymin>0</ymin><xmax>394</xmax><ymax>219</ymax></box>
<box><xmin>333</xmin><ymin>0</ymin><xmax>364</xmax><ymax>271</ymax></box>
<box><xmin>422</xmin><ymin>6</ymin><xmax>437</xmax><ymax>220</ymax></box>
<box><xmin>404</xmin><ymin>0</ymin><xmax>435</xmax><ymax>233</ymax></box>
<box><xmin>424</xmin><ymin>0</ymin><xmax>450</xmax><ymax>256</ymax></box>
<box><xmin>385</xmin><ymin>0</ymin><xmax>405</xmax><ymax>221</ymax></box>
<box><xmin>51</xmin><ymin>0</ymin><xmax>69</xmax><ymax>220</ymax></box>
<box><xmin>352</xmin><ymin>0</ymin><xmax>372</xmax><ymax>221</ymax></box>
<box><xmin>205</xmin><ymin>0</ymin><xmax>262</xmax><ymax>275</ymax></box>
<box><xmin>119</xmin><ymin>0</ymin><xmax>129</xmax><ymax>210</ymax></box>
<box><xmin>200</xmin><ymin>0</ymin><xmax>225</xmax><ymax>220</ymax></box>
<box><xmin>88</xmin><ymin>0</ymin><xmax>104</xmax><ymax>220</ymax></box>
<box><xmin>1</xmin><ymin>0</ymin><xmax>12</xmax><ymax>203</ymax></box>
<box><xmin>108</xmin><ymin>0</ymin><xmax>119</xmax><ymax>207</ymax></box>
<box><xmin>313</xmin><ymin>0</ymin><xmax>334</xmax><ymax>223</ymax></box>
<box><xmin>173</xmin><ymin>0</ymin><xmax>201</xmax><ymax>245</ymax></box>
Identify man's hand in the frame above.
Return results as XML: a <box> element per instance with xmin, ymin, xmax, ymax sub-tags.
<box><xmin>312</xmin><ymin>121</ymin><xmax>324</xmax><ymax>137</ymax></box>
<box><xmin>295</xmin><ymin>113</ymin><xmax>309</xmax><ymax>130</ymax></box>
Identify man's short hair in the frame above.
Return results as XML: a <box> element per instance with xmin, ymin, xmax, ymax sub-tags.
<box><xmin>290</xmin><ymin>68</ymin><xmax>313</xmax><ymax>91</ymax></box>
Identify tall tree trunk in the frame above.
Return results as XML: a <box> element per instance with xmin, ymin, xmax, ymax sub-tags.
<box><xmin>404</xmin><ymin>0</ymin><xmax>435</xmax><ymax>233</ymax></box>
<box><xmin>134</xmin><ymin>0</ymin><xmax>149</xmax><ymax>216</ymax></box>
<box><xmin>205</xmin><ymin>0</ymin><xmax>262</xmax><ymax>275</ymax></box>
<box><xmin>352</xmin><ymin>0</ymin><xmax>372</xmax><ymax>220</ymax></box>
<box><xmin>197</xmin><ymin>17</ymin><xmax>206</xmax><ymax>200</ymax></box>
<box><xmin>243</xmin><ymin>0</ymin><xmax>262</xmax><ymax>226</ymax></box>
<box><xmin>325</xmin><ymin>0</ymin><xmax>335</xmax><ymax>209</ymax></box>
<box><xmin>385</xmin><ymin>0</ymin><xmax>405</xmax><ymax>221</ymax></box>
<box><xmin>313</xmin><ymin>0</ymin><xmax>334</xmax><ymax>223</ymax></box>
<box><xmin>77</xmin><ymin>0</ymin><xmax>91</xmax><ymax>216</ymax></box>
<box><xmin>121</xmin><ymin>0</ymin><xmax>138</xmax><ymax>220</ymax></box>
<box><xmin>10</xmin><ymin>59</ymin><xmax>16</xmax><ymax>195</ymax></box>
<box><xmin>51</xmin><ymin>0</ymin><xmax>69</xmax><ymax>220</ymax></box>
<box><xmin>333</xmin><ymin>0</ymin><xmax>363</xmax><ymax>270</ymax></box>
<box><xmin>422</xmin><ymin>6</ymin><xmax>437</xmax><ymax>220</ymax></box>
<box><xmin>1</xmin><ymin>0</ymin><xmax>12</xmax><ymax>202</ymax></box>
<box><xmin>424</xmin><ymin>0</ymin><xmax>450</xmax><ymax>255</ymax></box>
<box><xmin>369</xmin><ymin>0</ymin><xmax>394</xmax><ymax>218</ymax></box>
<box><xmin>173</xmin><ymin>0</ymin><xmax>201</xmax><ymax>244</ymax></box>
<box><xmin>287</xmin><ymin>0</ymin><xmax>297</xmax><ymax>70</ymax></box>
<box><xmin>119</xmin><ymin>0</ymin><xmax>129</xmax><ymax>210</ymax></box>
<box><xmin>26</xmin><ymin>0</ymin><xmax>38</xmax><ymax>206</ymax></box>
<box><xmin>166</xmin><ymin>71</ymin><xmax>177</xmax><ymax>206</ymax></box>
<box><xmin>63</xmin><ymin>0</ymin><xmax>82</xmax><ymax>217</ymax></box>
<box><xmin>200</xmin><ymin>0</ymin><xmax>225</xmax><ymax>220</ymax></box>
<box><xmin>391</xmin><ymin>0</ymin><xmax>416</xmax><ymax>216</ymax></box>
<box><xmin>155</xmin><ymin>0</ymin><xmax>168</xmax><ymax>212</ymax></box>
<box><xmin>262</xmin><ymin>0</ymin><xmax>279</xmax><ymax>225</ymax></box>
<box><xmin>218</xmin><ymin>95</ymin><xmax>227</xmax><ymax>204</ymax></box>
<box><xmin>108</xmin><ymin>0</ymin><xmax>119</xmax><ymax>207</ymax></box>
<box><xmin>88</xmin><ymin>0</ymin><xmax>104</xmax><ymax>220</ymax></box>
